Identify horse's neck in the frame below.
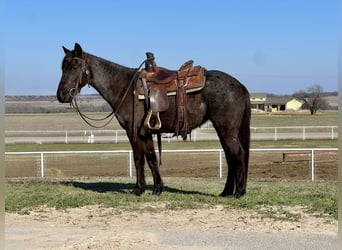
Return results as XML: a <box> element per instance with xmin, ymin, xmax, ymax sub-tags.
<box><xmin>86</xmin><ymin>54</ymin><xmax>135</xmax><ymax>112</ymax></box>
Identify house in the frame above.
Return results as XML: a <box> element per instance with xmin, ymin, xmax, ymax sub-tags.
<box><xmin>250</xmin><ymin>93</ymin><xmax>267</xmax><ymax>111</ymax></box>
<box><xmin>264</xmin><ymin>97</ymin><xmax>289</xmax><ymax>111</ymax></box>
<box><xmin>286</xmin><ymin>98</ymin><xmax>304</xmax><ymax>111</ymax></box>
<box><xmin>250</xmin><ymin>93</ymin><xmax>303</xmax><ymax>112</ymax></box>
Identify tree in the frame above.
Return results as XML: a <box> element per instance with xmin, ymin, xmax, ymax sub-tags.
<box><xmin>293</xmin><ymin>84</ymin><xmax>328</xmax><ymax>115</ymax></box>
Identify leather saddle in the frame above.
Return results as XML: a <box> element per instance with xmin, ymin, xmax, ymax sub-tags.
<box><xmin>136</xmin><ymin>52</ymin><xmax>205</xmax><ymax>135</ymax></box>
<box><xmin>138</xmin><ymin>63</ymin><xmax>205</xmax><ymax>99</ymax></box>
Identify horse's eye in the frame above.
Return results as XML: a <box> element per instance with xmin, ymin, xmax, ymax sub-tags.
<box><xmin>72</xmin><ymin>65</ymin><xmax>79</xmax><ymax>70</ymax></box>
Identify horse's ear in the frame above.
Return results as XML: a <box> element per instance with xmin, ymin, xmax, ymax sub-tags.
<box><xmin>62</xmin><ymin>46</ymin><xmax>71</xmax><ymax>55</ymax></box>
<box><xmin>74</xmin><ymin>43</ymin><xmax>83</xmax><ymax>57</ymax></box>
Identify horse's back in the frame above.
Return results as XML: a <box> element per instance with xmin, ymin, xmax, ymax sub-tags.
<box><xmin>204</xmin><ymin>70</ymin><xmax>249</xmax><ymax>98</ymax></box>
<box><xmin>202</xmin><ymin>69</ymin><xmax>250</xmax><ymax>116</ymax></box>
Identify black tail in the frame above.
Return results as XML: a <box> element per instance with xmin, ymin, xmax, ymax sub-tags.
<box><xmin>239</xmin><ymin>97</ymin><xmax>251</xmax><ymax>181</ymax></box>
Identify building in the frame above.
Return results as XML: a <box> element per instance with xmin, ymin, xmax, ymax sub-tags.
<box><xmin>285</xmin><ymin>98</ymin><xmax>304</xmax><ymax>111</ymax></box>
<box><xmin>250</xmin><ymin>93</ymin><xmax>302</xmax><ymax>112</ymax></box>
<box><xmin>250</xmin><ymin>93</ymin><xmax>267</xmax><ymax>111</ymax></box>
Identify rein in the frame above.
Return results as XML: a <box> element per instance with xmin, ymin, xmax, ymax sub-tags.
<box><xmin>68</xmin><ymin>57</ymin><xmax>115</xmax><ymax>128</ymax></box>
<box><xmin>69</xmin><ymin>56</ymin><xmax>149</xmax><ymax>129</ymax></box>
<box><xmin>71</xmin><ymin>95</ymin><xmax>116</xmax><ymax>129</ymax></box>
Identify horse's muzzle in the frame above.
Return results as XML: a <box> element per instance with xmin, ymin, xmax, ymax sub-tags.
<box><xmin>56</xmin><ymin>89</ymin><xmax>73</xmax><ymax>103</ymax></box>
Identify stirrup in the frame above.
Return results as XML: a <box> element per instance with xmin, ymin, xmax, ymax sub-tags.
<box><xmin>143</xmin><ymin>110</ymin><xmax>162</xmax><ymax>130</ymax></box>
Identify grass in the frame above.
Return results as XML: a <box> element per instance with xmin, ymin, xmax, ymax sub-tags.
<box><xmin>5</xmin><ymin>177</ymin><xmax>337</xmax><ymax>222</ymax></box>
<box><xmin>250</xmin><ymin>111</ymin><xmax>337</xmax><ymax>127</ymax></box>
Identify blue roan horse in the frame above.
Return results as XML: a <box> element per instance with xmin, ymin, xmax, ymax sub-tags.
<box><xmin>57</xmin><ymin>43</ymin><xmax>251</xmax><ymax>198</ymax></box>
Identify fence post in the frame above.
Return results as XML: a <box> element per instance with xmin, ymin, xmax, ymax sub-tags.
<box><xmin>311</xmin><ymin>149</ymin><xmax>314</xmax><ymax>181</ymax></box>
<box><xmin>303</xmin><ymin>127</ymin><xmax>306</xmax><ymax>140</ymax></box>
<box><xmin>65</xmin><ymin>131</ymin><xmax>68</xmax><ymax>144</ymax></box>
<box><xmin>274</xmin><ymin>127</ymin><xmax>277</xmax><ymax>141</ymax></box>
<box><xmin>40</xmin><ymin>152</ymin><xmax>44</xmax><ymax>178</ymax></box>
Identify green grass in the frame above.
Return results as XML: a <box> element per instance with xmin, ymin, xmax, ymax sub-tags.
<box><xmin>250</xmin><ymin>111</ymin><xmax>337</xmax><ymax>127</ymax></box>
<box><xmin>6</xmin><ymin>177</ymin><xmax>337</xmax><ymax>222</ymax></box>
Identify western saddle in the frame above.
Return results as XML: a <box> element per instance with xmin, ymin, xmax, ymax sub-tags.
<box><xmin>135</xmin><ymin>52</ymin><xmax>205</xmax><ymax>138</ymax></box>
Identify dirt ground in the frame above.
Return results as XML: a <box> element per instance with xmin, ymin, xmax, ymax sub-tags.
<box><xmin>6</xmin><ymin>204</ymin><xmax>337</xmax><ymax>250</ymax></box>
<box><xmin>5</xmin><ymin>150</ymin><xmax>338</xmax><ymax>180</ymax></box>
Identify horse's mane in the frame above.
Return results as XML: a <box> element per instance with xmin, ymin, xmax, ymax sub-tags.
<box><xmin>85</xmin><ymin>52</ymin><xmax>137</xmax><ymax>73</ymax></box>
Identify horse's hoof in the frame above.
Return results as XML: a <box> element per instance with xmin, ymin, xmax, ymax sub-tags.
<box><xmin>152</xmin><ymin>189</ymin><xmax>162</xmax><ymax>196</ymax></box>
<box><xmin>131</xmin><ymin>188</ymin><xmax>144</xmax><ymax>196</ymax></box>
<box><xmin>219</xmin><ymin>191</ymin><xmax>233</xmax><ymax>197</ymax></box>
<box><xmin>233</xmin><ymin>190</ymin><xmax>246</xmax><ymax>199</ymax></box>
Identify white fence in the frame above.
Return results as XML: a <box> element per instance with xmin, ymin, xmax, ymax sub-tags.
<box><xmin>5</xmin><ymin>148</ymin><xmax>338</xmax><ymax>181</ymax></box>
<box><xmin>5</xmin><ymin>126</ymin><xmax>338</xmax><ymax>144</ymax></box>
<box><xmin>250</xmin><ymin>126</ymin><xmax>338</xmax><ymax>140</ymax></box>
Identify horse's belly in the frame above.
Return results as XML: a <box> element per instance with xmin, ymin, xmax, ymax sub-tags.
<box><xmin>158</xmin><ymin>94</ymin><xmax>207</xmax><ymax>132</ymax></box>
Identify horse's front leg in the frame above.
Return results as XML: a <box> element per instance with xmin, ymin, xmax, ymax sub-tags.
<box><xmin>144</xmin><ymin>135</ymin><xmax>163</xmax><ymax>195</ymax></box>
<box><xmin>131</xmin><ymin>139</ymin><xmax>146</xmax><ymax>196</ymax></box>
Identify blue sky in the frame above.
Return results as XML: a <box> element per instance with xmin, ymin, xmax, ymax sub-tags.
<box><xmin>4</xmin><ymin>0</ymin><xmax>338</xmax><ymax>95</ymax></box>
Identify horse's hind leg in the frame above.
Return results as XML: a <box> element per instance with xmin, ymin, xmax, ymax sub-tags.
<box><xmin>219</xmin><ymin>135</ymin><xmax>247</xmax><ymax>198</ymax></box>
<box><xmin>144</xmin><ymin>134</ymin><xmax>163</xmax><ymax>195</ymax></box>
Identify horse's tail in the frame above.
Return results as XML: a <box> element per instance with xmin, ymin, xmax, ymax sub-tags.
<box><xmin>239</xmin><ymin>95</ymin><xmax>251</xmax><ymax>180</ymax></box>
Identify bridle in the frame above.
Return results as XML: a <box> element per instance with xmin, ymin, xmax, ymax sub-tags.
<box><xmin>68</xmin><ymin>57</ymin><xmax>89</xmax><ymax>98</ymax></box>
<box><xmin>68</xmin><ymin>56</ymin><xmax>148</xmax><ymax>129</ymax></box>
<box><xmin>69</xmin><ymin>56</ymin><xmax>116</xmax><ymax>128</ymax></box>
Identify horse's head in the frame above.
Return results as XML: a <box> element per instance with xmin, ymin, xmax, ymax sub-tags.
<box><xmin>56</xmin><ymin>43</ymin><xmax>90</xmax><ymax>103</ymax></box>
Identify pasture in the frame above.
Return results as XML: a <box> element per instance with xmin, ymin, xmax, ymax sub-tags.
<box><xmin>5</xmin><ymin>111</ymin><xmax>338</xmax><ymax>181</ymax></box>
<box><xmin>5</xmin><ymin>110</ymin><xmax>338</xmax><ymax>131</ymax></box>
<box><xmin>5</xmin><ymin>111</ymin><xmax>338</xmax><ymax>221</ymax></box>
